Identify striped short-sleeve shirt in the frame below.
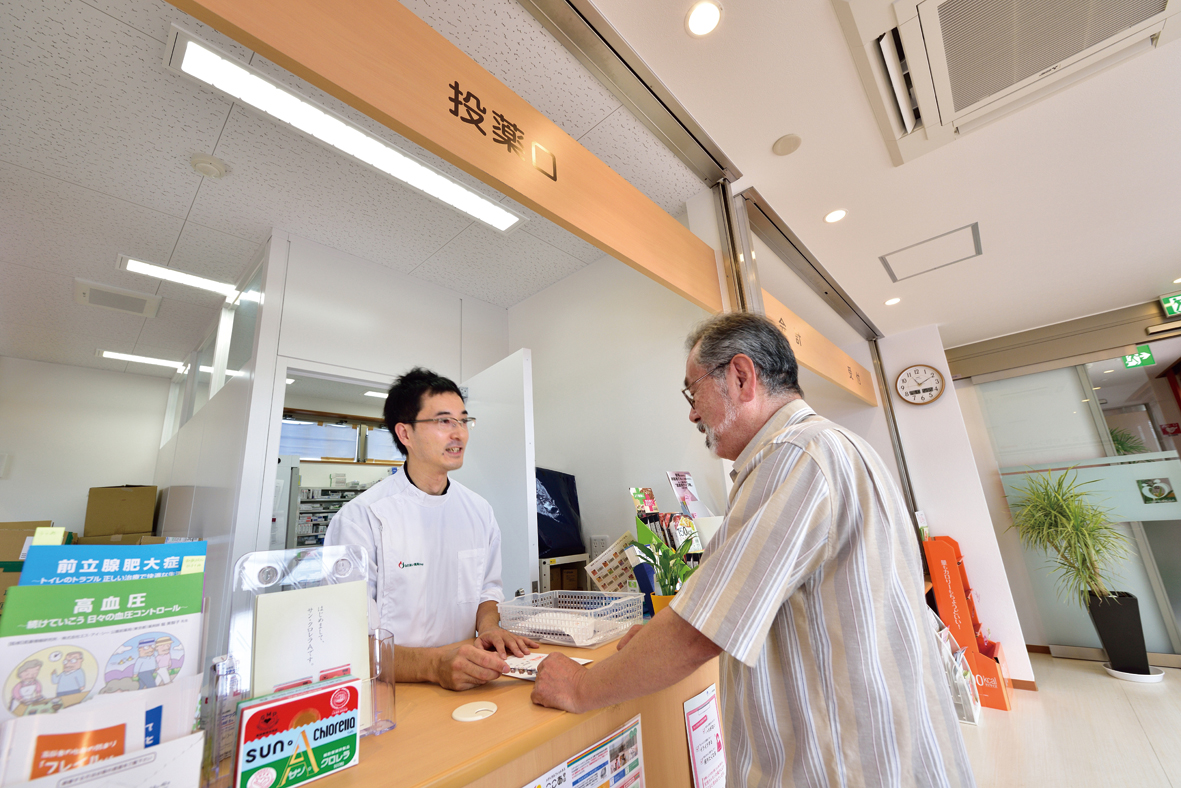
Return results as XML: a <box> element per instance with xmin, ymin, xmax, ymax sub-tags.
<box><xmin>670</xmin><ymin>400</ymin><xmax>975</xmax><ymax>788</ymax></box>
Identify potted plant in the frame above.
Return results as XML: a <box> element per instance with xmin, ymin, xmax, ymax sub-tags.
<box><xmin>1009</xmin><ymin>469</ymin><xmax>1152</xmax><ymax>677</ymax></box>
<box><xmin>630</xmin><ymin>537</ymin><xmax>697</xmax><ymax>615</ymax></box>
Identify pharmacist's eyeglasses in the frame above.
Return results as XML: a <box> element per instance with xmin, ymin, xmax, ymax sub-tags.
<box><xmin>410</xmin><ymin>416</ymin><xmax>476</xmax><ymax>430</ymax></box>
<box><xmin>681</xmin><ymin>361</ymin><xmax>730</xmax><ymax>408</ymax></box>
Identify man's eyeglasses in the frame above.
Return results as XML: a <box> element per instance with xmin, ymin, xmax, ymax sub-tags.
<box><xmin>681</xmin><ymin>361</ymin><xmax>730</xmax><ymax>408</ymax></box>
<box><xmin>409</xmin><ymin>416</ymin><xmax>477</xmax><ymax>430</ymax></box>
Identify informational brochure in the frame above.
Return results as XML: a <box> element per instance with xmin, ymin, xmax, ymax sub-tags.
<box><xmin>236</xmin><ymin>678</ymin><xmax>360</xmax><ymax>788</ymax></box>
<box><xmin>504</xmin><ymin>653</ymin><xmax>591</xmax><ymax>681</ymax></box>
<box><xmin>20</xmin><ymin>543</ymin><xmax>207</xmax><ymax>586</ymax></box>
<box><xmin>0</xmin><ymin>574</ymin><xmax>204</xmax><ymax>720</ymax></box>
<box><xmin>520</xmin><ymin>715</ymin><xmax>643</xmax><ymax>788</ymax></box>
<box><xmin>3</xmin><ymin>729</ymin><xmax>204</xmax><ymax>788</ymax></box>
<box><xmin>629</xmin><ymin>488</ymin><xmax>658</xmax><ymax>515</ymax></box>
<box><xmin>666</xmin><ymin>472</ymin><xmax>712</xmax><ymax>519</ymax></box>
<box><xmin>0</xmin><ymin>674</ymin><xmax>201</xmax><ymax>783</ymax></box>
<box><xmin>251</xmin><ymin>581</ymin><xmax>371</xmax><ymax>725</ymax></box>
<box><xmin>584</xmin><ymin>533</ymin><xmax>639</xmax><ymax>594</ymax></box>
<box><xmin>683</xmin><ymin>684</ymin><xmax>726</xmax><ymax>788</ymax></box>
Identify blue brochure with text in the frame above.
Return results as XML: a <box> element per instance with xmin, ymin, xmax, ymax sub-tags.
<box><xmin>19</xmin><ymin>542</ymin><xmax>207</xmax><ymax>586</ymax></box>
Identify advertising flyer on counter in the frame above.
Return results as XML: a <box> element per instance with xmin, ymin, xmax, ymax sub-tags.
<box><xmin>683</xmin><ymin>684</ymin><xmax>726</xmax><ymax>788</ymax></box>
<box><xmin>520</xmin><ymin>715</ymin><xmax>643</xmax><ymax>788</ymax></box>
<box><xmin>0</xmin><ymin>574</ymin><xmax>204</xmax><ymax>720</ymax></box>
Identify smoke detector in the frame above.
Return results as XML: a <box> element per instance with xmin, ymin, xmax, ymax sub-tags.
<box><xmin>190</xmin><ymin>154</ymin><xmax>227</xmax><ymax>179</ymax></box>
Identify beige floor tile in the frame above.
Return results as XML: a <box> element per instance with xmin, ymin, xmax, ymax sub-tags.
<box><xmin>1120</xmin><ymin>664</ymin><xmax>1181</xmax><ymax>778</ymax></box>
<box><xmin>959</xmin><ymin>655</ymin><xmax>1172</xmax><ymax>787</ymax></box>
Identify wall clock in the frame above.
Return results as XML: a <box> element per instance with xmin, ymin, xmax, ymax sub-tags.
<box><xmin>895</xmin><ymin>364</ymin><xmax>945</xmax><ymax>405</ymax></box>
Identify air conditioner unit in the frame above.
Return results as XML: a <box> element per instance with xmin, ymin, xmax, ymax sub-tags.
<box><xmin>833</xmin><ymin>0</ymin><xmax>1181</xmax><ymax>165</ymax></box>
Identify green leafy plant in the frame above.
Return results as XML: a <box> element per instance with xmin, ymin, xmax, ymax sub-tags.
<box><xmin>1009</xmin><ymin>469</ymin><xmax>1129</xmax><ymax>607</ymax></box>
<box><xmin>630</xmin><ymin>538</ymin><xmax>697</xmax><ymax>596</ymax></box>
<box><xmin>1109</xmin><ymin>427</ymin><xmax>1148</xmax><ymax>456</ymax></box>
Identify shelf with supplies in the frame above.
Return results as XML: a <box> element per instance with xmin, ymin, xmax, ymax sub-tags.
<box><xmin>295</xmin><ymin>487</ymin><xmax>360</xmax><ymax>546</ymax></box>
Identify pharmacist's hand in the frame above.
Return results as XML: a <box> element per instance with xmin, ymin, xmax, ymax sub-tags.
<box><xmin>435</xmin><ymin>643</ymin><xmax>508</xmax><ymax>691</ymax></box>
<box><xmin>617</xmin><ymin>625</ymin><xmax>644</xmax><ymax>650</ymax></box>
<box><xmin>477</xmin><ymin>627</ymin><xmax>540</xmax><ymax>659</ymax></box>
<box><xmin>531</xmin><ymin>653</ymin><xmax>588</xmax><ymax>713</ymax></box>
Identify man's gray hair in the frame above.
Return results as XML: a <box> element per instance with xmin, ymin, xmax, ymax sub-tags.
<box><xmin>685</xmin><ymin>312</ymin><xmax>803</xmax><ymax>398</ymax></box>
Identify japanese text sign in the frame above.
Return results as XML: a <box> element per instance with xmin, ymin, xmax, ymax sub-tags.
<box><xmin>0</xmin><ymin>573</ymin><xmax>204</xmax><ymax>636</ymax></box>
<box><xmin>20</xmin><ymin>543</ymin><xmax>207</xmax><ymax>587</ymax></box>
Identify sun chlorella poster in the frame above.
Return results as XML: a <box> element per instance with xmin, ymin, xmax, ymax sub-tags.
<box><xmin>236</xmin><ymin>678</ymin><xmax>360</xmax><ymax>788</ymax></box>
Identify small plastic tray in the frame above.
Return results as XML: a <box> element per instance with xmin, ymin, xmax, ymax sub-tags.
<box><xmin>498</xmin><ymin>591</ymin><xmax>643</xmax><ymax>648</ymax></box>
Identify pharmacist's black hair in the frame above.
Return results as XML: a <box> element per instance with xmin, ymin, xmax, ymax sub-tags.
<box><xmin>383</xmin><ymin>367</ymin><xmax>465</xmax><ymax>454</ymax></box>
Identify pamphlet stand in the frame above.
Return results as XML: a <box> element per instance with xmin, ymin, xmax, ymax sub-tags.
<box><xmin>922</xmin><ymin>536</ymin><xmax>1012</xmax><ymax>711</ymax></box>
<box><xmin>206</xmin><ymin>546</ymin><xmax>369</xmax><ymax>785</ymax></box>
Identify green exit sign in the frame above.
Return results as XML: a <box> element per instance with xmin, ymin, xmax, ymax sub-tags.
<box><xmin>1162</xmin><ymin>292</ymin><xmax>1181</xmax><ymax>317</ymax></box>
<box><xmin>1124</xmin><ymin>344</ymin><xmax>1156</xmax><ymax>369</ymax></box>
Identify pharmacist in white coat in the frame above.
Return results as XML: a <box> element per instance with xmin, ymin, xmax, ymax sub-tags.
<box><xmin>325</xmin><ymin>367</ymin><xmax>539</xmax><ymax>690</ymax></box>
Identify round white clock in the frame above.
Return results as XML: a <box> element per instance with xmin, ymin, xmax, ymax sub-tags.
<box><xmin>895</xmin><ymin>364</ymin><xmax>945</xmax><ymax>405</ymax></box>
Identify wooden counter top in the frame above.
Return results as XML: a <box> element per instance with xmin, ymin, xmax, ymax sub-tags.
<box><xmin>317</xmin><ymin>639</ymin><xmax>719</xmax><ymax>788</ymax></box>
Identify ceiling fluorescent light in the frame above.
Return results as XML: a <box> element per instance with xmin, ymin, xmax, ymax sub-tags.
<box><xmin>364</xmin><ymin>391</ymin><xmax>388</xmax><ymax>399</ymax></box>
<box><xmin>102</xmin><ymin>351</ymin><xmax>184</xmax><ymax>370</ymax></box>
<box><xmin>286</xmin><ymin>379</ymin><xmax>295</xmax><ymax>385</ymax></box>
<box><xmin>122</xmin><ymin>257</ymin><xmax>237</xmax><ymax>297</ymax></box>
<box><xmin>169</xmin><ymin>32</ymin><xmax>521</xmax><ymax>233</ymax></box>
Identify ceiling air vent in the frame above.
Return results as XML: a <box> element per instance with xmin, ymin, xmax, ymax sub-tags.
<box><xmin>832</xmin><ymin>0</ymin><xmax>1180</xmax><ymax>164</ymax></box>
<box><xmin>74</xmin><ymin>279</ymin><xmax>161</xmax><ymax>317</ymax></box>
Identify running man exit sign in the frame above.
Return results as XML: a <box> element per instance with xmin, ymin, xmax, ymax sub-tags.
<box><xmin>1124</xmin><ymin>345</ymin><xmax>1155</xmax><ymax>369</ymax></box>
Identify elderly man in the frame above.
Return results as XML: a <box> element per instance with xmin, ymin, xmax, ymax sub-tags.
<box><xmin>533</xmin><ymin>313</ymin><xmax>974</xmax><ymax>788</ymax></box>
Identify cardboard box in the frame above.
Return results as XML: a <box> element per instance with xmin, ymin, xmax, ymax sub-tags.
<box><xmin>0</xmin><ymin>522</ymin><xmax>50</xmax><ymax>562</ymax></box>
<box><xmin>76</xmin><ymin>532</ymin><xmax>155</xmax><ymax>546</ymax></box>
<box><xmin>83</xmin><ymin>485</ymin><xmax>157</xmax><ymax>537</ymax></box>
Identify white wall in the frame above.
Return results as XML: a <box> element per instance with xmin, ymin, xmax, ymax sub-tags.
<box><xmin>877</xmin><ymin>325</ymin><xmax>1034</xmax><ymax>683</ymax></box>
<box><xmin>279</xmin><ymin>236</ymin><xmax>508</xmax><ymax>382</ymax></box>
<box><xmin>0</xmin><ymin>356</ymin><xmax>169</xmax><ymax>531</ymax></box>
<box><xmin>508</xmin><ymin>256</ymin><xmax>728</xmax><ymax>547</ymax></box>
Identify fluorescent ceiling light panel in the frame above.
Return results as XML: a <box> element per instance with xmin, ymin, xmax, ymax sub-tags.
<box><xmin>364</xmin><ymin>391</ymin><xmax>388</xmax><ymax>399</ymax></box>
<box><xmin>102</xmin><ymin>351</ymin><xmax>184</xmax><ymax>370</ymax></box>
<box><xmin>122</xmin><ymin>257</ymin><xmax>237</xmax><ymax>297</ymax></box>
<box><xmin>286</xmin><ymin>379</ymin><xmax>295</xmax><ymax>385</ymax></box>
<box><xmin>172</xmin><ymin>34</ymin><xmax>521</xmax><ymax>232</ymax></box>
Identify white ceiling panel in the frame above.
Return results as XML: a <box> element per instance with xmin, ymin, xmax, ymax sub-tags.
<box><xmin>0</xmin><ymin>162</ymin><xmax>182</xmax><ymax>290</ymax></box>
<box><xmin>500</xmin><ymin>196</ymin><xmax>607</xmax><ymax>264</ymax></box>
<box><xmin>0</xmin><ymin>1</ymin><xmax>230</xmax><ymax>217</ymax></box>
<box><xmin>0</xmin><ymin>322</ymin><xmax>138</xmax><ymax>374</ymax></box>
<box><xmin>133</xmin><ymin>297</ymin><xmax>219</xmax><ymax>353</ymax></box>
<box><xmin>248</xmin><ymin>54</ymin><xmax>510</xmax><ymax>206</ymax></box>
<box><xmin>186</xmin><ymin>106</ymin><xmax>476</xmax><ymax>269</ymax></box>
<box><xmin>168</xmin><ymin>220</ymin><xmax>263</xmax><ymax>288</ymax></box>
<box><xmin>577</xmin><ymin>107</ymin><xmax>710</xmax><ymax>216</ymax></box>
<box><xmin>412</xmin><ymin>222</ymin><xmax>586</xmax><ymax>308</ymax></box>
<box><xmin>402</xmin><ymin>0</ymin><xmax>623</xmax><ymax>140</ymax></box>
<box><xmin>0</xmin><ymin>262</ymin><xmax>145</xmax><ymax>344</ymax></box>
<box><xmin>81</xmin><ymin>0</ymin><xmax>255</xmax><ymax>64</ymax></box>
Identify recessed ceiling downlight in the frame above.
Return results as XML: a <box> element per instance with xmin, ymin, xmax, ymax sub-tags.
<box><xmin>885</xmin><ymin>298</ymin><xmax>901</xmax><ymax>305</ymax></box>
<box><xmin>771</xmin><ymin>134</ymin><xmax>802</xmax><ymax>156</ymax></box>
<box><xmin>825</xmin><ymin>210</ymin><xmax>847</xmax><ymax>223</ymax></box>
<box><xmin>685</xmin><ymin>1</ymin><xmax>722</xmax><ymax>36</ymax></box>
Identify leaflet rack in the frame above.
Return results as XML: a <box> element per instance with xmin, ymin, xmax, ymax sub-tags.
<box><xmin>922</xmin><ymin>535</ymin><xmax>1012</xmax><ymax>711</ymax></box>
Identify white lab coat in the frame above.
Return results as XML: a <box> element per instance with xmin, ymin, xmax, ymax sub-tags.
<box><xmin>324</xmin><ymin>471</ymin><xmax>504</xmax><ymax>648</ymax></box>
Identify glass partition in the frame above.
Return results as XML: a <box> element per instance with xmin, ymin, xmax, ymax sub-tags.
<box><xmin>191</xmin><ymin>329</ymin><xmax>218</xmax><ymax>416</ymax></box>
<box><xmin>227</xmin><ymin>267</ymin><xmax>263</xmax><ymax>375</ymax></box>
<box><xmin>976</xmin><ymin>343</ymin><xmax>1181</xmax><ymax>655</ymax></box>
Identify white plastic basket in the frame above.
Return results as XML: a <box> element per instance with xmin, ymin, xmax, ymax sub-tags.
<box><xmin>498</xmin><ymin>591</ymin><xmax>644</xmax><ymax>648</ymax></box>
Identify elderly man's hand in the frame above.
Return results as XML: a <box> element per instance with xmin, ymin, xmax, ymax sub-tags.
<box><xmin>531</xmin><ymin>652</ymin><xmax>589</xmax><ymax>713</ymax></box>
<box><xmin>434</xmin><ymin>643</ymin><xmax>508</xmax><ymax>691</ymax></box>
<box><xmin>476</xmin><ymin>627</ymin><xmax>540</xmax><ymax>658</ymax></box>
